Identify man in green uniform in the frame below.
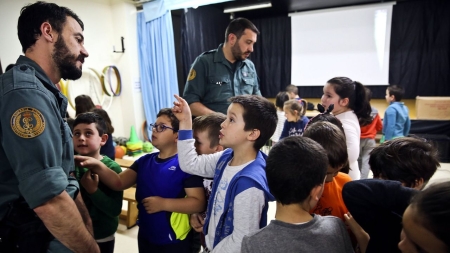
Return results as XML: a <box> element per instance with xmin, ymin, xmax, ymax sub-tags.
<box><xmin>0</xmin><ymin>2</ymin><xmax>99</xmax><ymax>253</ymax></box>
<box><xmin>183</xmin><ymin>18</ymin><xmax>261</xmax><ymax>116</ymax></box>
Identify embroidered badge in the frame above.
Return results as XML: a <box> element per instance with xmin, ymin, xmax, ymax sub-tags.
<box><xmin>10</xmin><ymin>107</ymin><xmax>46</xmax><ymax>138</ymax></box>
<box><xmin>188</xmin><ymin>69</ymin><xmax>196</xmax><ymax>81</ymax></box>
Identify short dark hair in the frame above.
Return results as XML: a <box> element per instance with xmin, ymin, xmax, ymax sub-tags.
<box><xmin>225</xmin><ymin>18</ymin><xmax>259</xmax><ymax>42</ymax></box>
<box><xmin>369</xmin><ymin>136</ymin><xmax>440</xmax><ymax>188</ymax></box>
<box><xmin>327</xmin><ymin>77</ymin><xmax>372</xmax><ymax>126</ymax></box>
<box><xmin>229</xmin><ymin>95</ymin><xmax>277</xmax><ymax>150</ymax></box>
<box><xmin>387</xmin><ymin>84</ymin><xmax>404</xmax><ymax>101</ymax></box>
<box><xmin>266</xmin><ymin>136</ymin><xmax>328</xmax><ymax>205</ymax></box>
<box><xmin>157</xmin><ymin>108</ymin><xmax>179</xmax><ymax>132</ymax></box>
<box><xmin>303</xmin><ymin>122</ymin><xmax>348</xmax><ymax>171</ymax></box>
<box><xmin>18</xmin><ymin>1</ymin><xmax>84</xmax><ymax>53</ymax></box>
<box><xmin>306</xmin><ymin>113</ymin><xmax>345</xmax><ymax>135</ymax></box>
<box><xmin>285</xmin><ymin>84</ymin><xmax>298</xmax><ymax>95</ymax></box>
<box><xmin>193</xmin><ymin>112</ymin><xmax>226</xmax><ymax>148</ymax></box>
<box><xmin>73</xmin><ymin>112</ymin><xmax>107</xmax><ymax>136</ymax></box>
<box><xmin>410</xmin><ymin>181</ymin><xmax>450</xmax><ymax>249</ymax></box>
<box><xmin>275</xmin><ymin>91</ymin><xmax>290</xmax><ymax>109</ymax></box>
<box><xmin>91</xmin><ymin>108</ymin><xmax>114</xmax><ymax>134</ymax></box>
<box><xmin>75</xmin><ymin>95</ymin><xmax>96</xmax><ymax>116</ymax></box>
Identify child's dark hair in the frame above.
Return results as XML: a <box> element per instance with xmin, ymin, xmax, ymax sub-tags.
<box><xmin>275</xmin><ymin>91</ymin><xmax>290</xmax><ymax>109</ymax></box>
<box><xmin>91</xmin><ymin>108</ymin><xmax>114</xmax><ymax>134</ymax></box>
<box><xmin>284</xmin><ymin>99</ymin><xmax>306</xmax><ymax>118</ymax></box>
<box><xmin>157</xmin><ymin>108</ymin><xmax>179</xmax><ymax>132</ymax></box>
<box><xmin>409</xmin><ymin>181</ymin><xmax>450</xmax><ymax>249</ymax></box>
<box><xmin>327</xmin><ymin>77</ymin><xmax>372</xmax><ymax>126</ymax></box>
<box><xmin>369</xmin><ymin>136</ymin><xmax>440</xmax><ymax>188</ymax></box>
<box><xmin>303</xmin><ymin>122</ymin><xmax>349</xmax><ymax>172</ymax></box>
<box><xmin>73</xmin><ymin>112</ymin><xmax>107</xmax><ymax>136</ymax></box>
<box><xmin>193</xmin><ymin>112</ymin><xmax>226</xmax><ymax>148</ymax></box>
<box><xmin>75</xmin><ymin>95</ymin><xmax>96</xmax><ymax>116</ymax></box>
<box><xmin>229</xmin><ymin>95</ymin><xmax>277</xmax><ymax>150</ymax></box>
<box><xmin>285</xmin><ymin>84</ymin><xmax>298</xmax><ymax>95</ymax></box>
<box><xmin>307</xmin><ymin>111</ymin><xmax>345</xmax><ymax>135</ymax></box>
<box><xmin>387</xmin><ymin>84</ymin><xmax>404</xmax><ymax>101</ymax></box>
<box><xmin>266</xmin><ymin>136</ymin><xmax>328</xmax><ymax>204</ymax></box>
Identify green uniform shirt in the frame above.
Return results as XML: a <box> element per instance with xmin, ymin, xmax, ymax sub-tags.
<box><xmin>75</xmin><ymin>156</ymin><xmax>123</xmax><ymax>240</ymax></box>
<box><xmin>183</xmin><ymin>44</ymin><xmax>261</xmax><ymax>115</ymax></box>
<box><xmin>0</xmin><ymin>56</ymin><xmax>77</xmax><ymax>252</ymax></box>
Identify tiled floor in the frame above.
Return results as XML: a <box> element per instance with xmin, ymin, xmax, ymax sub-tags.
<box><xmin>113</xmin><ymin>163</ymin><xmax>450</xmax><ymax>252</ymax></box>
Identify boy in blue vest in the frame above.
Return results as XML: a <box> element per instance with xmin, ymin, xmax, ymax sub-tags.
<box><xmin>172</xmin><ymin>94</ymin><xmax>277</xmax><ymax>253</ymax></box>
<box><xmin>75</xmin><ymin>108</ymin><xmax>205</xmax><ymax>253</ymax></box>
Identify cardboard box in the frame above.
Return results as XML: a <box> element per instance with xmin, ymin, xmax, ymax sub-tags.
<box><xmin>416</xmin><ymin>96</ymin><xmax>450</xmax><ymax>120</ymax></box>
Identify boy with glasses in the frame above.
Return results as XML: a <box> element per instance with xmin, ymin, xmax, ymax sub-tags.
<box><xmin>75</xmin><ymin>108</ymin><xmax>205</xmax><ymax>253</ymax></box>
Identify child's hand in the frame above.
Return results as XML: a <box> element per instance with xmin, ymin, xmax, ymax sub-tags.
<box><xmin>142</xmin><ymin>196</ymin><xmax>165</xmax><ymax>214</ymax></box>
<box><xmin>81</xmin><ymin>170</ymin><xmax>99</xmax><ymax>194</ymax></box>
<box><xmin>74</xmin><ymin>155</ymin><xmax>102</xmax><ymax>172</ymax></box>
<box><xmin>190</xmin><ymin>213</ymin><xmax>205</xmax><ymax>232</ymax></box>
<box><xmin>344</xmin><ymin>212</ymin><xmax>362</xmax><ymax>232</ymax></box>
<box><xmin>172</xmin><ymin>94</ymin><xmax>192</xmax><ymax>130</ymax></box>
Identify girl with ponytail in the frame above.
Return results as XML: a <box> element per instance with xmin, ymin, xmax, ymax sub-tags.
<box><xmin>320</xmin><ymin>77</ymin><xmax>371</xmax><ymax>180</ymax></box>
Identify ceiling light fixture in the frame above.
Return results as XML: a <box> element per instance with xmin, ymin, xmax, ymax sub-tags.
<box><xmin>223</xmin><ymin>1</ymin><xmax>271</xmax><ymax>13</ymax></box>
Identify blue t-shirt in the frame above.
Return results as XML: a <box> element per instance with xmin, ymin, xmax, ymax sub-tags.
<box><xmin>280</xmin><ymin>116</ymin><xmax>309</xmax><ymax>139</ymax></box>
<box><xmin>130</xmin><ymin>153</ymin><xmax>203</xmax><ymax>245</ymax></box>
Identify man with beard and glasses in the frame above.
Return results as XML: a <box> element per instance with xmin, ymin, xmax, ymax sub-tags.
<box><xmin>0</xmin><ymin>2</ymin><xmax>98</xmax><ymax>253</ymax></box>
<box><xmin>183</xmin><ymin>18</ymin><xmax>261</xmax><ymax>116</ymax></box>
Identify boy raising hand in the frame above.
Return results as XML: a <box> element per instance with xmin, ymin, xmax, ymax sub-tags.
<box><xmin>172</xmin><ymin>94</ymin><xmax>277</xmax><ymax>253</ymax></box>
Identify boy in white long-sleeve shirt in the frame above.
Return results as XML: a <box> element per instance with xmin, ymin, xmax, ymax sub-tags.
<box><xmin>172</xmin><ymin>94</ymin><xmax>277</xmax><ymax>253</ymax></box>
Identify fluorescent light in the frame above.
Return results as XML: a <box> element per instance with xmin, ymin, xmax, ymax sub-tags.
<box><xmin>224</xmin><ymin>2</ymin><xmax>271</xmax><ymax>13</ymax></box>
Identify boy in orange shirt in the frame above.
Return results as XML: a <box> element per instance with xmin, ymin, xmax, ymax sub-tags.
<box><xmin>303</xmin><ymin>121</ymin><xmax>351</xmax><ymax>221</ymax></box>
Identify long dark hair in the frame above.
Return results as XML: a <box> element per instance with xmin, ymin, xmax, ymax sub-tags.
<box><xmin>327</xmin><ymin>77</ymin><xmax>372</xmax><ymax>126</ymax></box>
<box><xmin>75</xmin><ymin>95</ymin><xmax>95</xmax><ymax>116</ymax></box>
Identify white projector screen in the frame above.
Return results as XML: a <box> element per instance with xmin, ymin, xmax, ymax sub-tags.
<box><xmin>290</xmin><ymin>3</ymin><xmax>394</xmax><ymax>86</ymax></box>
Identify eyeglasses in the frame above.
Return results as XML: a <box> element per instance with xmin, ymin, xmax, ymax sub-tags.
<box><xmin>149</xmin><ymin>123</ymin><xmax>175</xmax><ymax>133</ymax></box>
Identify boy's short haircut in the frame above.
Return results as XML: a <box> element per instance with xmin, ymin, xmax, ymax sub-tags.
<box><xmin>91</xmin><ymin>108</ymin><xmax>114</xmax><ymax>134</ymax></box>
<box><xmin>303</xmin><ymin>121</ymin><xmax>348</xmax><ymax>171</ymax></box>
<box><xmin>229</xmin><ymin>95</ymin><xmax>277</xmax><ymax>150</ymax></box>
<box><xmin>266</xmin><ymin>136</ymin><xmax>328</xmax><ymax>204</ymax></box>
<box><xmin>193</xmin><ymin>112</ymin><xmax>226</xmax><ymax>148</ymax></box>
<box><xmin>157</xmin><ymin>108</ymin><xmax>179</xmax><ymax>132</ymax></box>
<box><xmin>369</xmin><ymin>136</ymin><xmax>440</xmax><ymax>188</ymax></box>
<box><xmin>285</xmin><ymin>84</ymin><xmax>298</xmax><ymax>95</ymax></box>
<box><xmin>73</xmin><ymin>112</ymin><xmax>107</xmax><ymax>136</ymax></box>
<box><xmin>275</xmin><ymin>91</ymin><xmax>290</xmax><ymax>109</ymax></box>
<box><xmin>387</xmin><ymin>85</ymin><xmax>404</xmax><ymax>101</ymax></box>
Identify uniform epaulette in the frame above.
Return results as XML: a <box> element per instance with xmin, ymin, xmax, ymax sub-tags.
<box><xmin>1</xmin><ymin>64</ymin><xmax>37</xmax><ymax>93</ymax></box>
<box><xmin>200</xmin><ymin>49</ymin><xmax>216</xmax><ymax>55</ymax></box>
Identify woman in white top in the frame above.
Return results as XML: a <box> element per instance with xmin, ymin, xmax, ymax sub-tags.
<box><xmin>320</xmin><ymin>77</ymin><xmax>372</xmax><ymax>180</ymax></box>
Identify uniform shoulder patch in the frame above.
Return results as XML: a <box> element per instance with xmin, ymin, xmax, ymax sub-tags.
<box><xmin>188</xmin><ymin>69</ymin><xmax>196</xmax><ymax>81</ymax></box>
<box><xmin>10</xmin><ymin>107</ymin><xmax>46</xmax><ymax>138</ymax></box>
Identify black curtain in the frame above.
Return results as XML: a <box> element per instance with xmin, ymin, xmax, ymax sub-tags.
<box><xmin>180</xmin><ymin>6</ymin><xmax>229</xmax><ymax>92</ymax></box>
<box><xmin>389</xmin><ymin>0</ymin><xmax>450</xmax><ymax>98</ymax></box>
<box><xmin>250</xmin><ymin>16</ymin><xmax>291</xmax><ymax>98</ymax></box>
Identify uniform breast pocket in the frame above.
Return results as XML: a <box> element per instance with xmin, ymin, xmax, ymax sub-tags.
<box><xmin>240</xmin><ymin>73</ymin><xmax>257</xmax><ymax>94</ymax></box>
<box><xmin>207</xmin><ymin>75</ymin><xmax>232</xmax><ymax>101</ymax></box>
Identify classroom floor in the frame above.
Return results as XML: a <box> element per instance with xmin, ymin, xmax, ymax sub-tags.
<box><xmin>113</xmin><ymin>162</ymin><xmax>450</xmax><ymax>253</ymax></box>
